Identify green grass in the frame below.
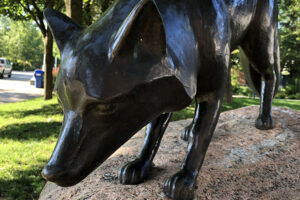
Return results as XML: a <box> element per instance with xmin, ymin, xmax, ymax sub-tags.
<box><xmin>0</xmin><ymin>96</ymin><xmax>299</xmax><ymax>199</ymax></box>
<box><xmin>0</xmin><ymin>98</ymin><xmax>62</xmax><ymax>200</ymax></box>
<box><xmin>172</xmin><ymin>97</ymin><xmax>300</xmax><ymax>121</ymax></box>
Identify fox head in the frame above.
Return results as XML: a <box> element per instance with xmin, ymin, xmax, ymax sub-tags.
<box><xmin>42</xmin><ymin>0</ymin><xmax>191</xmax><ymax>186</ymax></box>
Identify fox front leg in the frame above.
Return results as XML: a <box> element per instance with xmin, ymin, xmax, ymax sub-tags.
<box><xmin>119</xmin><ymin>113</ymin><xmax>172</xmax><ymax>184</ymax></box>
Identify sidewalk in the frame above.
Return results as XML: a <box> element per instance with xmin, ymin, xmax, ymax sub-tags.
<box><xmin>0</xmin><ymin>71</ymin><xmax>44</xmax><ymax>104</ymax></box>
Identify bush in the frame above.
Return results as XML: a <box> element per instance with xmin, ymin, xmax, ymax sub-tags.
<box><xmin>275</xmin><ymin>92</ymin><xmax>286</xmax><ymax>99</ymax></box>
<box><xmin>232</xmin><ymin>83</ymin><xmax>240</xmax><ymax>94</ymax></box>
<box><xmin>287</xmin><ymin>93</ymin><xmax>300</xmax><ymax>99</ymax></box>
<box><xmin>285</xmin><ymin>78</ymin><xmax>300</xmax><ymax>95</ymax></box>
<box><xmin>238</xmin><ymin>86</ymin><xmax>253</xmax><ymax>97</ymax></box>
<box><xmin>231</xmin><ymin>66</ymin><xmax>241</xmax><ymax>94</ymax></box>
<box><xmin>11</xmin><ymin>60</ymin><xmax>38</xmax><ymax>71</ymax></box>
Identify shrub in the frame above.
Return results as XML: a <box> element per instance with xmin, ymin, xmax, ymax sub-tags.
<box><xmin>231</xmin><ymin>66</ymin><xmax>241</xmax><ymax>94</ymax></box>
<box><xmin>285</xmin><ymin>78</ymin><xmax>300</xmax><ymax>95</ymax></box>
<box><xmin>11</xmin><ymin>60</ymin><xmax>38</xmax><ymax>71</ymax></box>
<box><xmin>238</xmin><ymin>86</ymin><xmax>253</xmax><ymax>97</ymax></box>
<box><xmin>275</xmin><ymin>92</ymin><xmax>286</xmax><ymax>99</ymax></box>
<box><xmin>287</xmin><ymin>93</ymin><xmax>300</xmax><ymax>99</ymax></box>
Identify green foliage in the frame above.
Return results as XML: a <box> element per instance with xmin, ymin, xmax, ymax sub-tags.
<box><xmin>82</xmin><ymin>0</ymin><xmax>115</xmax><ymax>25</ymax></box>
<box><xmin>279</xmin><ymin>0</ymin><xmax>300</xmax><ymax>93</ymax></box>
<box><xmin>230</xmin><ymin>49</ymin><xmax>247</xmax><ymax>95</ymax></box>
<box><xmin>9</xmin><ymin>60</ymin><xmax>36</xmax><ymax>71</ymax></box>
<box><xmin>231</xmin><ymin>67</ymin><xmax>242</xmax><ymax>94</ymax></box>
<box><xmin>0</xmin><ymin>16</ymin><xmax>10</xmax><ymax>57</ymax></box>
<box><xmin>275</xmin><ymin>92</ymin><xmax>287</xmax><ymax>99</ymax></box>
<box><xmin>285</xmin><ymin>78</ymin><xmax>300</xmax><ymax>96</ymax></box>
<box><xmin>0</xmin><ymin>0</ymin><xmax>64</xmax><ymax>22</ymax></box>
<box><xmin>287</xmin><ymin>93</ymin><xmax>300</xmax><ymax>99</ymax></box>
<box><xmin>239</xmin><ymin>86</ymin><xmax>253</xmax><ymax>97</ymax></box>
<box><xmin>277</xmin><ymin>78</ymin><xmax>300</xmax><ymax>99</ymax></box>
<box><xmin>0</xmin><ymin>16</ymin><xmax>44</xmax><ymax>69</ymax></box>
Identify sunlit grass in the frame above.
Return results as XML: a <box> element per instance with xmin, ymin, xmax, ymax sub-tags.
<box><xmin>172</xmin><ymin>97</ymin><xmax>300</xmax><ymax>121</ymax></box>
<box><xmin>0</xmin><ymin>98</ymin><xmax>62</xmax><ymax>200</ymax></box>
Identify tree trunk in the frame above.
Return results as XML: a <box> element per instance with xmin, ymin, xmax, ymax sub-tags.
<box><xmin>43</xmin><ymin>29</ymin><xmax>54</xmax><ymax>100</ymax></box>
<box><xmin>64</xmin><ymin>0</ymin><xmax>83</xmax><ymax>25</ymax></box>
<box><xmin>224</xmin><ymin>65</ymin><xmax>233</xmax><ymax>103</ymax></box>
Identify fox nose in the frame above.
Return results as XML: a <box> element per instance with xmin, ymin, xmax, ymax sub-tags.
<box><xmin>42</xmin><ymin>160</ymin><xmax>84</xmax><ymax>187</ymax></box>
<box><xmin>42</xmin><ymin>164</ymin><xmax>77</xmax><ymax>187</ymax></box>
<box><xmin>42</xmin><ymin>164</ymin><xmax>64</xmax><ymax>182</ymax></box>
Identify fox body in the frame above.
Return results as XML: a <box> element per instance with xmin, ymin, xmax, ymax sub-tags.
<box><xmin>43</xmin><ymin>0</ymin><xmax>279</xmax><ymax>199</ymax></box>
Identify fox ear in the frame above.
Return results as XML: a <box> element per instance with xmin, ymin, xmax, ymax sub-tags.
<box><xmin>44</xmin><ymin>8</ymin><xmax>82</xmax><ymax>52</ymax></box>
<box><xmin>108</xmin><ymin>0</ymin><xmax>166</xmax><ymax>61</ymax></box>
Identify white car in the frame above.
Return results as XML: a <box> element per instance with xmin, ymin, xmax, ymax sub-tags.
<box><xmin>0</xmin><ymin>58</ymin><xmax>12</xmax><ymax>78</ymax></box>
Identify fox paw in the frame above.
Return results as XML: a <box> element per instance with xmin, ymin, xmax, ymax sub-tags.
<box><xmin>181</xmin><ymin>124</ymin><xmax>192</xmax><ymax>141</ymax></box>
<box><xmin>119</xmin><ymin>158</ymin><xmax>151</xmax><ymax>184</ymax></box>
<box><xmin>255</xmin><ymin>115</ymin><xmax>274</xmax><ymax>130</ymax></box>
<box><xmin>164</xmin><ymin>170</ymin><xmax>196</xmax><ymax>200</ymax></box>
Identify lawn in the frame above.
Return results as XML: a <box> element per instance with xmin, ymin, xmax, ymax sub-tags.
<box><xmin>172</xmin><ymin>97</ymin><xmax>300</xmax><ymax>121</ymax></box>
<box><xmin>0</xmin><ymin>97</ymin><xmax>299</xmax><ymax>200</ymax></box>
<box><xmin>0</xmin><ymin>98</ymin><xmax>62</xmax><ymax>200</ymax></box>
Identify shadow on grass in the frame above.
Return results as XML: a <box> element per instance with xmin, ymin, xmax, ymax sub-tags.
<box><xmin>21</xmin><ymin>104</ymin><xmax>62</xmax><ymax>117</ymax></box>
<box><xmin>0</xmin><ymin>121</ymin><xmax>61</xmax><ymax>140</ymax></box>
<box><xmin>0</xmin><ymin>167</ymin><xmax>46</xmax><ymax>200</ymax></box>
<box><xmin>0</xmin><ymin>104</ymin><xmax>62</xmax><ymax>119</ymax></box>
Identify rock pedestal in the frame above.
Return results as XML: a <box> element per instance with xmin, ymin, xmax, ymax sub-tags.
<box><xmin>40</xmin><ymin>106</ymin><xmax>300</xmax><ymax>200</ymax></box>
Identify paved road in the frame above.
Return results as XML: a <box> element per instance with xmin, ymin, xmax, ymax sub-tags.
<box><xmin>0</xmin><ymin>71</ymin><xmax>44</xmax><ymax>104</ymax></box>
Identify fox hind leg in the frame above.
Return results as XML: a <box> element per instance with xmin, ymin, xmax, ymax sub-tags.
<box><xmin>241</xmin><ymin>26</ymin><xmax>280</xmax><ymax>130</ymax></box>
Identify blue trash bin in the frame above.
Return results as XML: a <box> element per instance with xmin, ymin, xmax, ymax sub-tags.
<box><xmin>34</xmin><ymin>70</ymin><xmax>44</xmax><ymax>88</ymax></box>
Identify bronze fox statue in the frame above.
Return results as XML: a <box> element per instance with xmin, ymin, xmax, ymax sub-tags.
<box><xmin>42</xmin><ymin>0</ymin><xmax>279</xmax><ymax>199</ymax></box>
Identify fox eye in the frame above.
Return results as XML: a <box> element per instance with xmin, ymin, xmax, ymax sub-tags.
<box><xmin>94</xmin><ymin>104</ymin><xmax>117</xmax><ymax>115</ymax></box>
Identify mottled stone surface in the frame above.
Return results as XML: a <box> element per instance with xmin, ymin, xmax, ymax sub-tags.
<box><xmin>39</xmin><ymin>106</ymin><xmax>300</xmax><ymax>200</ymax></box>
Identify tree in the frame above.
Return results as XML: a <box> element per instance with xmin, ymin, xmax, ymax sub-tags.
<box><xmin>64</xmin><ymin>0</ymin><xmax>83</xmax><ymax>25</ymax></box>
<box><xmin>0</xmin><ymin>16</ymin><xmax>10</xmax><ymax>57</ymax></box>
<box><xmin>0</xmin><ymin>16</ymin><xmax>44</xmax><ymax>68</ymax></box>
<box><xmin>82</xmin><ymin>0</ymin><xmax>115</xmax><ymax>26</ymax></box>
<box><xmin>278</xmin><ymin>0</ymin><xmax>300</xmax><ymax>95</ymax></box>
<box><xmin>0</xmin><ymin>0</ymin><xmax>64</xmax><ymax>100</ymax></box>
<box><xmin>63</xmin><ymin>0</ymin><xmax>115</xmax><ymax>27</ymax></box>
